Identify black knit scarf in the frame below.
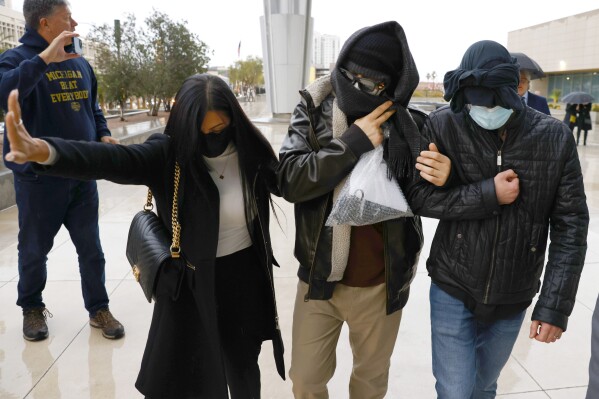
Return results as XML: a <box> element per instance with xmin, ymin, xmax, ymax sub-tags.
<box><xmin>330</xmin><ymin>21</ymin><xmax>421</xmax><ymax>181</ymax></box>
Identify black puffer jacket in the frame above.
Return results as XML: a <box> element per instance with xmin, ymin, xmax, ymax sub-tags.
<box><xmin>278</xmin><ymin>90</ymin><xmax>426</xmax><ymax>315</ymax></box>
<box><xmin>406</xmin><ymin>106</ymin><xmax>588</xmax><ymax>330</ymax></box>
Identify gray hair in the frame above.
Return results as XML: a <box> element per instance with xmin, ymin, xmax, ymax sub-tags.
<box><xmin>520</xmin><ymin>70</ymin><xmax>532</xmax><ymax>81</ymax></box>
<box><xmin>23</xmin><ymin>0</ymin><xmax>69</xmax><ymax>30</ymax></box>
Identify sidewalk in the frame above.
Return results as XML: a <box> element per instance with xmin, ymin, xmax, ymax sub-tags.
<box><xmin>0</xmin><ymin>95</ymin><xmax>597</xmax><ymax>398</ymax></box>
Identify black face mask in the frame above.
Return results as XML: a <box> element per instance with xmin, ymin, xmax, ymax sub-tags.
<box><xmin>200</xmin><ymin>126</ymin><xmax>233</xmax><ymax>158</ymax></box>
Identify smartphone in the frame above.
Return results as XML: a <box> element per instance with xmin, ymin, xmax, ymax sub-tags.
<box><xmin>72</xmin><ymin>37</ymin><xmax>83</xmax><ymax>55</ymax></box>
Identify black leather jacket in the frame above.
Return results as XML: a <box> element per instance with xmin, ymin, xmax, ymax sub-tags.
<box><xmin>406</xmin><ymin>106</ymin><xmax>588</xmax><ymax>330</ymax></box>
<box><xmin>277</xmin><ymin>91</ymin><xmax>425</xmax><ymax>315</ymax></box>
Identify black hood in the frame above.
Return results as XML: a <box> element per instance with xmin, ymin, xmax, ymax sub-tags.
<box><xmin>332</xmin><ymin>21</ymin><xmax>419</xmax><ymax>109</ymax></box>
<box><xmin>20</xmin><ymin>27</ymin><xmax>49</xmax><ymax>50</ymax></box>
<box><xmin>443</xmin><ymin>40</ymin><xmax>522</xmax><ymax>113</ymax></box>
<box><xmin>330</xmin><ymin>21</ymin><xmax>421</xmax><ymax>183</ymax></box>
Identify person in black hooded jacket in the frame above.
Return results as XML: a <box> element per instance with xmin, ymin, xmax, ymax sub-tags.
<box><xmin>405</xmin><ymin>40</ymin><xmax>589</xmax><ymax>399</ymax></box>
<box><xmin>278</xmin><ymin>21</ymin><xmax>452</xmax><ymax>398</ymax></box>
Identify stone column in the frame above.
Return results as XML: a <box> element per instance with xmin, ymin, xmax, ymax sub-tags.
<box><xmin>260</xmin><ymin>0</ymin><xmax>313</xmax><ymax>118</ymax></box>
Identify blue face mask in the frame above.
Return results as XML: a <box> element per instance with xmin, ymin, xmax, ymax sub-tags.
<box><xmin>468</xmin><ymin>105</ymin><xmax>513</xmax><ymax>130</ymax></box>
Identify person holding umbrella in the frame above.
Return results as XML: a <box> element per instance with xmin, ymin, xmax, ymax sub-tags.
<box><xmin>561</xmin><ymin>92</ymin><xmax>595</xmax><ymax>145</ymax></box>
<box><xmin>511</xmin><ymin>52</ymin><xmax>551</xmax><ymax>115</ymax></box>
<box><xmin>576</xmin><ymin>103</ymin><xmax>592</xmax><ymax>146</ymax></box>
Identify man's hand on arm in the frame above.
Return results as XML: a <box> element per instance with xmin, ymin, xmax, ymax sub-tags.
<box><xmin>101</xmin><ymin>136</ymin><xmax>119</xmax><ymax>145</ymax></box>
<box><xmin>416</xmin><ymin>142</ymin><xmax>452</xmax><ymax>187</ymax></box>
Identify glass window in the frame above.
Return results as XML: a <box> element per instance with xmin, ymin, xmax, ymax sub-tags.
<box><xmin>592</xmin><ymin>72</ymin><xmax>599</xmax><ymax>103</ymax></box>
<box><xmin>571</xmin><ymin>74</ymin><xmax>583</xmax><ymax>93</ymax></box>
<box><xmin>582</xmin><ymin>73</ymin><xmax>592</xmax><ymax>94</ymax></box>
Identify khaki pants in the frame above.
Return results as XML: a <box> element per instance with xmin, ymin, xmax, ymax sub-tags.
<box><xmin>290</xmin><ymin>280</ymin><xmax>402</xmax><ymax>399</ymax></box>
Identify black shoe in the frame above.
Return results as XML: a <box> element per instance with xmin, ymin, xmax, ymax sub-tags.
<box><xmin>23</xmin><ymin>307</ymin><xmax>52</xmax><ymax>341</ymax></box>
<box><xmin>89</xmin><ymin>308</ymin><xmax>125</xmax><ymax>339</ymax></box>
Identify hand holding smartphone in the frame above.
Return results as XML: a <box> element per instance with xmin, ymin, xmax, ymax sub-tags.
<box><xmin>72</xmin><ymin>37</ymin><xmax>83</xmax><ymax>55</ymax></box>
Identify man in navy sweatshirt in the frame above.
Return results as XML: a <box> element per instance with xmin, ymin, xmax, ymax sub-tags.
<box><xmin>0</xmin><ymin>0</ymin><xmax>124</xmax><ymax>341</ymax></box>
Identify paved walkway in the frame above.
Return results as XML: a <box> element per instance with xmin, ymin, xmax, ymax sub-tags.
<box><xmin>0</xmin><ymin>95</ymin><xmax>598</xmax><ymax>398</ymax></box>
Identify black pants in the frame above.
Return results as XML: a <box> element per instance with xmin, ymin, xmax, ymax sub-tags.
<box><xmin>215</xmin><ymin>246</ymin><xmax>272</xmax><ymax>399</ymax></box>
<box><xmin>577</xmin><ymin>128</ymin><xmax>589</xmax><ymax>145</ymax></box>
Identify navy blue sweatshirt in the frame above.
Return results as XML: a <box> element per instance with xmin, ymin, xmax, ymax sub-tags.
<box><xmin>0</xmin><ymin>27</ymin><xmax>111</xmax><ymax>175</ymax></box>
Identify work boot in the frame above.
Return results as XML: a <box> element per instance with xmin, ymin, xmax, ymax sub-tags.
<box><xmin>89</xmin><ymin>308</ymin><xmax>125</xmax><ymax>339</ymax></box>
<box><xmin>23</xmin><ymin>307</ymin><xmax>52</xmax><ymax>341</ymax></box>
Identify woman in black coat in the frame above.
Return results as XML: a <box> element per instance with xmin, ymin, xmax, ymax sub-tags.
<box><xmin>4</xmin><ymin>74</ymin><xmax>285</xmax><ymax>398</ymax></box>
<box><xmin>576</xmin><ymin>102</ymin><xmax>593</xmax><ymax>145</ymax></box>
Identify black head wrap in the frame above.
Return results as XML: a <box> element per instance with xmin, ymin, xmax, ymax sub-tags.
<box><xmin>443</xmin><ymin>40</ymin><xmax>522</xmax><ymax>113</ymax></box>
<box><xmin>331</xmin><ymin>21</ymin><xmax>420</xmax><ymax>181</ymax></box>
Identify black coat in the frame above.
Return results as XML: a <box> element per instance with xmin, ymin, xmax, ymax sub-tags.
<box><xmin>563</xmin><ymin>103</ymin><xmax>578</xmax><ymax>131</ymax></box>
<box><xmin>406</xmin><ymin>106</ymin><xmax>588</xmax><ymax>331</ymax></box>
<box><xmin>577</xmin><ymin>103</ymin><xmax>593</xmax><ymax>131</ymax></box>
<box><xmin>34</xmin><ymin>133</ymin><xmax>285</xmax><ymax>398</ymax></box>
<box><xmin>525</xmin><ymin>91</ymin><xmax>551</xmax><ymax>115</ymax></box>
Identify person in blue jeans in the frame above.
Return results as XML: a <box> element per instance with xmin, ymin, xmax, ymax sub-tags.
<box><xmin>586</xmin><ymin>294</ymin><xmax>599</xmax><ymax>399</ymax></box>
<box><xmin>0</xmin><ymin>0</ymin><xmax>123</xmax><ymax>341</ymax></box>
<box><xmin>406</xmin><ymin>40</ymin><xmax>589</xmax><ymax>398</ymax></box>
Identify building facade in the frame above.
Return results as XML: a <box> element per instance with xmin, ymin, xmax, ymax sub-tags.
<box><xmin>0</xmin><ymin>2</ymin><xmax>24</xmax><ymax>50</ymax></box>
<box><xmin>508</xmin><ymin>9</ymin><xmax>599</xmax><ymax>103</ymax></box>
<box><xmin>313</xmin><ymin>32</ymin><xmax>339</xmax><ymax>70</ymax></box>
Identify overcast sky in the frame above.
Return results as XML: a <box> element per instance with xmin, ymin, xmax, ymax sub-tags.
<box><xmin>11</xmin><ymin>0</ymin><xmax>599</xmax><ymax>82</ymax></box>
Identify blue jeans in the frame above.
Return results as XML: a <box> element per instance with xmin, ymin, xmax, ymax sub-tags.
<box><xmin>430</xmin><ymin>282</ymin><xmax>526</xmax><ymax>399</ymax></box>
<box><xmin>586</xmin><ymin>294</ymin><xmax>599</xmax><ymax>399</ymax></box>
<box><xmin>15</xmin><ymin>174</ymin><xmax>108</xmax><ymax>316</ymax></box>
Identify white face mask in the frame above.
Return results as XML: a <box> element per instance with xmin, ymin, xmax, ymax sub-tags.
<box><xmin>468</xmin><ymin>105</ymin><xmax>513</xmax><ymax>130</ymax></box>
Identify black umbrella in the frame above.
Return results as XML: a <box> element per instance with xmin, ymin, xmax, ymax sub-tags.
<box><xmin>510</xmin><ymin>52</ymin><xmax>546</xmax><ymax>79</ymax></box>
<box><xmin>561</xmin><ymin>91</ymin><xmax>595</xmax><ymax>104</ymax></box>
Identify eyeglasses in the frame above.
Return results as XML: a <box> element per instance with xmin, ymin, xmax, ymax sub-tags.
<box><xmin>339</xmin><ymin>68</ymin><xmax>387</xmax><ymax>96</ymax></box>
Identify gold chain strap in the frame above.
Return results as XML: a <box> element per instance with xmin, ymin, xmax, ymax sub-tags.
<box><xmin>143</xmin><ymin>189</ymin><xmax>153</xmax><ymax>211</ymax></box>
<box><xmin>170</xmin><ymin>163</ymin><xmax>181</xmax><ymax>258</ymax></box>
<box><xmin>143</xmin><ymin>162</ymin><xmax>181</xmax><ymax>258</ymax></box>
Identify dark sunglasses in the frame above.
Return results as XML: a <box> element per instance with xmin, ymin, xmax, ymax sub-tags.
<box><xmin>339</xmin><ymin>68</ymin><xmax>387</xmax><ymax>96</ymax></box>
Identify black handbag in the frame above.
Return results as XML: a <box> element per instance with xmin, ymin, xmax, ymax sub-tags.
<box><xmin>126</xmin><ymin>163</ymin><xmax>182</xmax><ymax>302</ymax></box>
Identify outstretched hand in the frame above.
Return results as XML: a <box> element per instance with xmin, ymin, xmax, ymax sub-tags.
<box><xmin>4</xmin><ymin>90</ymin><xmax>49</xmax><ymax>164</ymax></box>
<box><xmin>416</xmin><ymin>143</ymin><xmax>451</xmax><ymax>187</ymax></box>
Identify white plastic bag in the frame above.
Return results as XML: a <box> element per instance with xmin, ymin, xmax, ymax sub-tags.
<box><xmin>326</xmin><ymin>145</ymin><xmax>412</xmax><ymax>226</ymax></box>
